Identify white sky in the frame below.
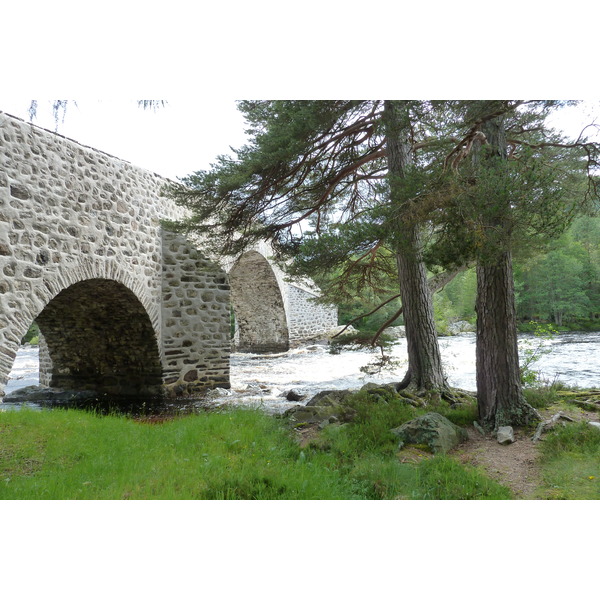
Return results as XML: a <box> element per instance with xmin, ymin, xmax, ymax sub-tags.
<box><xmin>0</xmin><ymin>98</ymin><xmax>249</xmax><ymax>180</ymax></box>
<box><xmin>1</xmin><ymin>99</ymin><xmax>598</xmax><ymax>181</ymax></box>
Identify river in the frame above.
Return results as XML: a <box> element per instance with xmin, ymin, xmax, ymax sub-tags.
<box><xmin>2</xmin><ymin>331</ymin><xmax>599</xmax><ymax>414</ymax></box>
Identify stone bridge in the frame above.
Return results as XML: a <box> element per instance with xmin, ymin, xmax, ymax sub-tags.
<box><xmin>0</xmin><ymin>112</ymin><xmax>337</xmax><ymax>400</ymax></box>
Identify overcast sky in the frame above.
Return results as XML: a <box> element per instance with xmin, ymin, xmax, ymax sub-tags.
<box><xmin>0</xmin><ymin>98</ymin><xmax>249</xmax><ymax>180</ymax></box>
<box><xmin>1</xmin><ymin>99</ymin><xmax>598</xmax><ymax>181</ymax></box>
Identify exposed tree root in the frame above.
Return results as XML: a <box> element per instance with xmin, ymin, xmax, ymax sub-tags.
<box><xmin>481</xmin><ymin>401</ymin><xmax>541</xmax><ymax>432</ymax></box>
<box><xmin>389</xmin><ymin>379</ymin><xmax>476</xmax><ymax>409</ymax></box>
<box><xmin>556</xmin><ymin>390</ymin><xmax>600</xmax><ymax>412</ymax></box>
<box><xmin>532</xmin><ymin>411</ymin><xmax>576</xmax><ymax>442</ymax></box>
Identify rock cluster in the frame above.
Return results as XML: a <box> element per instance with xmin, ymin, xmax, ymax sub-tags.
<box><xmin>284</xmin><ymin>384</ymin><xmax>470</xmax><ymax>454</ymax></box>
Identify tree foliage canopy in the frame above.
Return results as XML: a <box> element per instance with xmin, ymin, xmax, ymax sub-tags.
<box><xmin>168</xmin><ymin>100</ymin><xmax>599</xmax><ymax>315</ymax></box>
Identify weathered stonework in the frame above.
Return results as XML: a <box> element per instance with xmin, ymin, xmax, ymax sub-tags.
<box><xmin>225</xmin><ymin>246</ymin><xmax>338</xmax><ymax>353</ymax></box>
<box><xmin>228</xmin><ymin>250</ymin><xmax>289</xmax><ymax>353</ymax></box>
<box><xmin>160</xmin><ymin>230</ymin><xmax>230</xmax><ymax>396</ymax></box>
<box><xmin>0</xmin><ymin>111</ymin><xmax>337</xmax><ymax>399</ymax></box>
<box><xmin>286</xmin><ymin>283</ymin><xmax>339</xmax><ymax>344</ymax></box>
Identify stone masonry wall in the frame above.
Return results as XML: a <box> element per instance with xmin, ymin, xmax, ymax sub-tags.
<box><xmin>0</xmin><ymin>111</ymin><xmax>226</xmax><ymax>397</ymax></box>
<box><xmin>0</xmin><ymin>111</ymin><xmax>337</xmax><ymax>398</ymax></box>
<box><xmin>38</xmin><ymin>333</ymin><xmax>51</xmax><ymax>386</ymax></box>
<box><xmin>161</xmin><ymin>231</ymin><xmax>230</xmax><ymax>396</ymax></box>
<box><xmin>286</xmin><ymin>284</ymin><xmax>338</xmax><ymax>343</ymax></box>
<box><xmin>223</xmin><ymin>243</ymin><xmax>338</xmax><ymax>350</ymax></box>
<box><xmin>228</xmin><ymin>250</ymin><xmax>289</xmax><ymax>353</ymax></box>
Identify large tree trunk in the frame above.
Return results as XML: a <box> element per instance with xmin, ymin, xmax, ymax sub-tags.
<box><xmin>384</xmin><ymin>100</ymin><xmax>447</xmax><ymax>391</ymax></box>
<box><xmin>396</xmin><ymin>229</ymin><xmax>447</xmax><ymax>389</ymax></box>
<box><xmin>476</xmin><ymin>251</ymin><xmax>539</xmax><ymax>429</ymax></box>
<box><xmin>474</xmin><ymin>108</ymin><xmax>539</xmax><ymax>429</ymax></box>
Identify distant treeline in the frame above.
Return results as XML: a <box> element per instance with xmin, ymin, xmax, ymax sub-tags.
<box><xmin>338</xmin><ymin>215</ymin><xmax>600</xmax><ymax>334</ymax></box>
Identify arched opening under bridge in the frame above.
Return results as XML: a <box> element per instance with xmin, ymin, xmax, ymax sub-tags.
<box><xmin>35</xmin><ymin>278</ymin><xmax>163</xmax><ymax>398</ymax></box>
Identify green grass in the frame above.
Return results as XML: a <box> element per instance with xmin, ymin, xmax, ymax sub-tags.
<box><xmin>537</xmin><ymin>422</ymin><xmax>600</xmax><ymax>499</ymax></box>
<box><xmin>523</xmin><ymin>384</ymin><xmax>564</xmax><ymax>410</ymax></box>
<box><xmin>0</xmin><ymin>399</ymin><xmax>511</xmax><ymax>500</ymax></box>
<box><xmin>0</xmin><ymin>408</ymin><xmax>359</xmax><ymax>499</ymax></box>
<box><xmin>304</xmin><ymin>391</ymin><xmax>511</xmax><ymax>500</ymax></box>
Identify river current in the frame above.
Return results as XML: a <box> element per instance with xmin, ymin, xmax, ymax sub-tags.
<box><xmin>2</xmin><ymin>331</ymin><xmax>599</xmax><ymax>414</ymax></box>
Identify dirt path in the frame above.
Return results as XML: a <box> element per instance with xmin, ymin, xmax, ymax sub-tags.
<box><xmin>451</xmin><ymin>407</ymin><xmax>600</xmax><ymax>499</ymax></box>
<box><xmin>451</xmin><ymin>426</ymin><xmax>542</xmax><ymax>499</ymax></box>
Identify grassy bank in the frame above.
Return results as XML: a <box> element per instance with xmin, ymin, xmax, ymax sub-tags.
<box><xmin>537</xmin><ymin>421</ymin><xmax>600</xmax><ymax>499</ymax></box>
<box><xmin>1</xmin><ymin>400</ymin><xmax>510</xmax><ymax>500</ymax></box>
<box><xmin>2</xmin><ymin>387</ymin><xmax>598</xmax><ymax>500</ymax></box>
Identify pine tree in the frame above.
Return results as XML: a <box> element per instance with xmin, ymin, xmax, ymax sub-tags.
<box><xmin>169</xmin><ymin>100</ymin><xmax>599</xmax><ymax>423</ymax></box>
<box><xmin>424</xmin><ymin>100</ymin><xmax>599</xmax><ymax>429</ymax></box>
<box><xmin>169</xmin><ymin>100</ymin><xmax>458</xmax><ymax>394</ymax></box>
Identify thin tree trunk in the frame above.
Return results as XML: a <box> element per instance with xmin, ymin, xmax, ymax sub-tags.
<box><xmin>384</xmin><ymin>100</ymin><xmax>447</xmax><ymax>390</ymax></box>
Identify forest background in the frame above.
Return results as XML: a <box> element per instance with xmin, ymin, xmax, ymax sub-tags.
<box><xmin>335</xmin><ymin>213</ymin><xmax>600</xmax><ymax>335</ymax></box>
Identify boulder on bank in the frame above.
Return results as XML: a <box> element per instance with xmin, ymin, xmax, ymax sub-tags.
<box><xmin>384</xmin><ymin>326</ymin><xmax>406</xmax><ymax>339</ymax></box>
<box><xmin>447</xmin><ymin>321</ymin><xmax>476</xmax><ymax>335</ymax></box>
<box><xmin>391</xmin><ymin>412</ymin><xmax>468</xmax><ymax>454</ymax></box>
<box><xmin>284</xmin><ymin>389</ymin><xmax>357</xmax><ymax>425</ymax></box>
<box><xmin>306</xmin><ymin>389</ymin><xmax>355</xmax><ymax>406</ymax></box>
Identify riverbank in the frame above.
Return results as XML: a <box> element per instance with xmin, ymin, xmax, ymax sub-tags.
<box><xmin>2</xmin><ymin>385</ymin><xmax>599</xmax><ymax>500</ymax></box>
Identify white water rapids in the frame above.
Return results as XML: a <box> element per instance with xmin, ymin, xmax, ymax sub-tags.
<box><xmin>2</xmin><ymin>331</ymin><xmax>599</xmax><ymax>414</ymax></box>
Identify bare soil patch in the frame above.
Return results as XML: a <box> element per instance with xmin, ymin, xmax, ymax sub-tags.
<box><xmin>451</xmin><ymin>426</ymin><xmax>542</xmax><ymax>498</ymax></box>
<box><xmin>451</xmin><ymin>406</ymin><xmax>599</xmax><ymax>499</ymax></box>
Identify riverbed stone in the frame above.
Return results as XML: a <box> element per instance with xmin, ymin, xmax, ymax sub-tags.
<box><xmin>285</xmin><ymin>389</ymin><xmax>306</xmax><ymax>402</ymax></box>
<box><xmin>447</xmin><ymin>321</ymin><xmax>476</xmax><ymax>335</ymax></box>
<box><xmin>3</xmin><ymin>385</ymin><xmax>100</xmax><ymax>406</ymax></box>
<box><xmin>385</xmin><ymin>326</ymin><xmax>406</xmax><ymax>339</ymax></box>
<box><xmin>391</xmin><ymin>412</ymin><xmax>469</xmax><ymax>454</ymax></box>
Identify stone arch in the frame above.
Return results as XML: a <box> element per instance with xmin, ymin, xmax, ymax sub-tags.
<box><xmin>228</xmin><ymin>250</ymin><xmax>289</xmax><ymax>353</ymax></box>
<box><xmin>34</xmin><ymin>279</ymin><xmax>162</xmax><ymax>397</ymax></box>
<box><xmin>0</xmin><ymin>258</ymin><xmax>162</xmax><ymax>399</ymax></box>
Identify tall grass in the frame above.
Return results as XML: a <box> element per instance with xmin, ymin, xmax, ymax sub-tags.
<box><xmin>1</xmin><ymin>398</ymin><xmax>512</xmax><ymax>500</ymax></box>
<box><xmin>308</xmin><ymin>391</ymin><xmax>511</xmax><ymax>500</ymax></box>
<box><xmin>537</xmin><ymin>422</ymin><xmax>600</xmax><ymax>499</ymax></box>
<box><xmin>0</xmin><ymin>408</ymin><xmax>359</xmax><ymax>499</ymax></box>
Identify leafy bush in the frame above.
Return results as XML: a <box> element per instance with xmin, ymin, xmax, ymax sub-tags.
<box><xmin>21</xmin><ymin>322</ymin><xmax>40</xmax><ymax>345</ymax></box>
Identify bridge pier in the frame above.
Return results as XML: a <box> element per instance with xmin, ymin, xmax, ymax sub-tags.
<box><xmin>160</xmin><ymin>231</ymin><xmax>230</xmax><ymax>397</ymax></box>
